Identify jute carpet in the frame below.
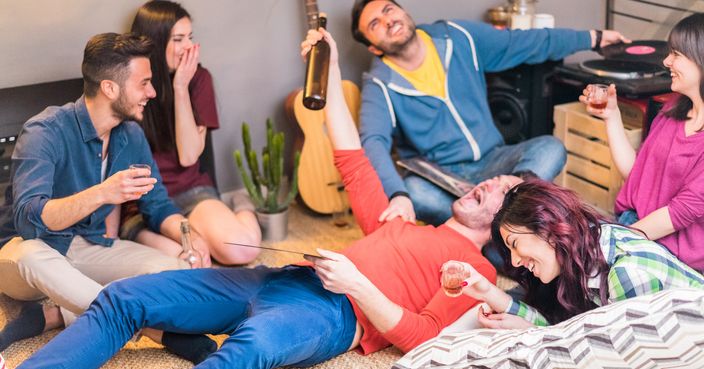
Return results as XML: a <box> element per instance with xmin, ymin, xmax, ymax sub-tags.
<box><xmin>1</xmin><ymin>203</ymin><xmax>513</xmax><ymax>368</ymax></box>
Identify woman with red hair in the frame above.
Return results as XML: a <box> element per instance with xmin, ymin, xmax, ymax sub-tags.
<box><xmin>450</xmin><ymin>179</ymin><xmax>704</xmax><ymax>328</ymax></box>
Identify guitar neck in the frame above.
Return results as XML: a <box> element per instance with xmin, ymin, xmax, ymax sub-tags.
<box><xmin>304</xmin><ymin>0</ymin><xmax>320</xmax><ymax>30</ymax></box>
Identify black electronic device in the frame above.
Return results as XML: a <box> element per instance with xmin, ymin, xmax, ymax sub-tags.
<box><xmin>486</xmin><ymin>60</ymin><xmax>562</xmax><ymax>144</ymax></box>
<box><xmin>0</xmin><ymin>78</ymin><xmax>84</xmax><ymax>195</ymax></box>
<box><xmin>553</xmin><ymin>39</ymin><xmax>672</xmax><ymax>100</ymax></box>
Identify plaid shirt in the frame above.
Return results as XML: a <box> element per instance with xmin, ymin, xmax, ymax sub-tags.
<box><xmin>505</xmin><ymin>224</ymin><xmax>704</xmax><ymax>326</ymax></box>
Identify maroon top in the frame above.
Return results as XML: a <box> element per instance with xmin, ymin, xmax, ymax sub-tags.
<box><xmin>153</xmin><ymin>66</ymin><xmax>219</xmax><ymax>197</ymax></box>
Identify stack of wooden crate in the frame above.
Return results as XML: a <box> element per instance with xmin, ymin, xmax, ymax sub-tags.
<box><xmin>553</xmin><ymin>102</ymin><xmax>642</xmax><ymax>216</ymax></box>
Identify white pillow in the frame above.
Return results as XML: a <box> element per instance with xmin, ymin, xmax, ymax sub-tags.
<box><xmin>395</xmin><ymin>288</ymin><xmax>704</xmax><ymax>369</ymax></box>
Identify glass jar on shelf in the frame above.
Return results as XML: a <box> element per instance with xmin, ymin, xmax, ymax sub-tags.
<box><xmin>509</xmin><ymin>0</ymin><xmax>536</xmax><ymax>30</ymax></box>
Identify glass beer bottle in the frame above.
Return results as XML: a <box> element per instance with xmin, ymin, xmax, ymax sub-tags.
<box><xmin>180</xmin><ymin>219</ymin><xmax>199</xmax><ymax>267</ymax></box>
<box><xmin>303</xmin><ymin>13</ymin><xmax>330</xmax><ymax>110</ymax></box>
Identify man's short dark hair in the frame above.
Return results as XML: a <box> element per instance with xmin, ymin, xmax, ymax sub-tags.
<box><xmin>351</xmin><ymin>0</ymin><xmax>402</xmax><ymax>47</ymax></box>
<box><xmin>81</xmin><ymin>32</ymin><xmax>154</xmax><ymax>97</ymax></box>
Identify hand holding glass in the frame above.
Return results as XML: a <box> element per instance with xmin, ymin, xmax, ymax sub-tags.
<box><xmin>441</xmin><ymin>261</ymin><xmax>471</xmax><ymax>297</ymax></box>
<box><xmin>129</xmin><ymin>164</ymin><xmax>151</xmax><ymax>196</ymax></box>
<box><xmin>587</xmin><ymin>84</ymin><xmax>609</xmax><ymax>110</ymax></box>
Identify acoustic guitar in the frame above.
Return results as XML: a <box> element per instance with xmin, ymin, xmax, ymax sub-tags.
<box><xmin>286</xmin><ymin>0</ymin><xmax>361</xmax><ymax>215</ymax></box>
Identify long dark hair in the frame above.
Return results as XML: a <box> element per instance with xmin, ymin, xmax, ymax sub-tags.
<box><xmin>489</xmin><ymin>180</ymin><xmax>610</xmax><ymax>324</ymax></box>
<box><xmin>130</xmin><ymin>0</ymin><xmax>191</xmax><ymax>152</ymax></box>
<box><xmin>662</xmin><ymin>13</ymin><xmax>704</xmax><ymax>130</ymax></box>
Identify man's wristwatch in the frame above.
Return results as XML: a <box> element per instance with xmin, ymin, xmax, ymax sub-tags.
<box><xmin>389</xmin><ymin>191</ymin><xmax>410</xmax><ymax>200</ymax></box>
<box><xmin>592</xmin><ymin>29</ymin><xmax>603</xmax><ymax>52</ymax></box>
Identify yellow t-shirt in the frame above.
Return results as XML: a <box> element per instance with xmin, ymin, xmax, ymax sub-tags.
<box><xmin>383</xmin><ymin>30</ymin><xmax>446</xmax><ymax>98</ymax></box>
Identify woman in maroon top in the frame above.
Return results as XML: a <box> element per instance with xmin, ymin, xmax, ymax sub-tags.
<box><xmin>121</xmin><ymin>0</ymin><xmax>261</xmax><ymax>266</ymax></box>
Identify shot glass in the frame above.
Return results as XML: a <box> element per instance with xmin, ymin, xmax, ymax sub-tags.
<box><xmin>441</xmin><ymin>261</ymin><xmax>471</xmax><ymax>298</ymax></box>
<box><xmin>588</xmin><ymin>84</ymin><xmax>609</xmax><ymax>110</ymax></box>
<box><xmin>129</xmin><ymin>164</ymin><xmax>151</xmax><ymax>195</ymax></box>
<box><xmin>129</xmin><ymin>163</ymin><xmax>150</xmax><ymax>177</ymax></box>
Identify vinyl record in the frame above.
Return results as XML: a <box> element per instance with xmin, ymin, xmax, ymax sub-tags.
<box><xmin>580</xmin><ymin>59</ymin><xmax>667</xmax><ymax>80</ymax></box>
<box><xmin>599</xmin><ymin>40</ymin><xmax>668</xmax><ymax>65</ymax></box>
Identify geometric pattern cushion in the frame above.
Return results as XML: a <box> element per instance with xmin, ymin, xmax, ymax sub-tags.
<box><xmin>394</xmin><ymin>288</ymin><xmax>704</xmax><ymax>369</ymax></box>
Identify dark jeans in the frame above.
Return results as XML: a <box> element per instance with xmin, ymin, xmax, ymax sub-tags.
<box><xmin>19</xmin><ymin>266</ymin><xmax>357</xmax><ymax>369</ymax></box>
<box><xmin>617</xmin><ymin>209</ymin><xmax>639</xmax><ymax>226</ymax></box>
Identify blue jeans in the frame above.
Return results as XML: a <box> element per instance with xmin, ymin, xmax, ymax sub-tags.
<box><xmin>406</xmin><ymin>135</ymin><xmax>566</xmax><ymax>225</ymax></box>
<box><xmin>617</xmin><ymin>209</ymin><xmax>639</xmax><ymax>226</ymax></box>
<box><xmin>19</xmin><ymin>266</ymin><xmax>357</xmax><ymax>369</ymax></box>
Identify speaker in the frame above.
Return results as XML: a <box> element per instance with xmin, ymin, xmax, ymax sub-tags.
<box><xmin>486</xmin><ymin>60</ymin><xmax>562</xmax><ymax>144</ymax></box>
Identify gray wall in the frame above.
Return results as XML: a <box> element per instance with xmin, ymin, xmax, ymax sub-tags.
<box><xmin>0</xmin><ymin>0</ymin><xmax>605</xmax><ymax>192</ymax></box>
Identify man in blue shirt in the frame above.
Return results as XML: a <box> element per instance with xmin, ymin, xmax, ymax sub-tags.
<box><xmin>0</xmin><ymin>33</ymin><xmax>215</xmax><ymax>362</ymax></box>
<box><xmin>351</xmin><ymin>0</ymin><xmax>629</xmax><ymax>225</ymax></box>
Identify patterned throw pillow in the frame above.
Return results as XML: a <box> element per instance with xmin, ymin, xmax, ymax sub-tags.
<box><xmin>395</xmin><ymin>288</ymin><xmax>704</xmax><ymax>369</ymax></box>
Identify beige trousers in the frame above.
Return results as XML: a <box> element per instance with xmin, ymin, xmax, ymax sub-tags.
<box><xmin>0</xmin><ymin>236</ymin><xmax>188</xmax><ymax>325</ymax></box>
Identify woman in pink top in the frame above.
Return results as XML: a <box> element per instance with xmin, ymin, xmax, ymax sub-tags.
<box><xmin>580</xmin><ymin>13</ymin><xmax>704</xmax><ymax>271</ymax></box>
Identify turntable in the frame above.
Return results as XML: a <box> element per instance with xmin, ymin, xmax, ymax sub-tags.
<box><xmin>554</xmin><ymin>40</ymin><xmax>672</xmax><ymax>99</ymax></box>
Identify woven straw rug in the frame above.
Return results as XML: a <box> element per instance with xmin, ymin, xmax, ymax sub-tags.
<box><xmin>1</xmin><ymin>203</ymin><xmax>513</xmax><ymax>368</ymax></box>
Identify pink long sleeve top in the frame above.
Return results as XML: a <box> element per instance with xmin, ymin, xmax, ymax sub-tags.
<box><xmin>615</xmin><ymin>99</ymin><xmax>704</xmax><ymax>271</ymax></box>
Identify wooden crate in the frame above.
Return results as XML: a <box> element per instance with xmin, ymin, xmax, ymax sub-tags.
<box><xmin>553</xmin><ymin>102</ymin><xmax>642</xmax><ymax>214</ymax></box>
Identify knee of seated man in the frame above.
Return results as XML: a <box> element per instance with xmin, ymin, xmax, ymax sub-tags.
<box><xmin>0</xmin><ymin>239</ymin><xmax>53</xmax><ymax>300</ymax></box>
<box><xmin>10</xmin><ymin>239</ymin><xmax>66</xmax><ymax>278</ymax></box>
<box><xmin>531</xmin><ymin>136</ymin><xmax>566</xmax><ymax>159</ymax></box>
<box><xmin>524</xmin><ymin>136</ymin><xmax>566</xmax><ymax>180</ymax></box>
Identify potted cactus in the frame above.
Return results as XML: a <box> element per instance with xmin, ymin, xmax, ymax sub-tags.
<box><xmin>234</xmin><ymin>119</ymin><xmax>300</xmax><ymax>241</ymax></box>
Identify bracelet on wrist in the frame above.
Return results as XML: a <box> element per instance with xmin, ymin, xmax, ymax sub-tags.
<box><xmin>592</xmin><ymin>30</ymin><xmax>603</xmax><ymax>52</ymax></box>
<box><xmin>389</xmin><ymin>191</ymin><xmax>410</xmax><ymax>200</ymax></box>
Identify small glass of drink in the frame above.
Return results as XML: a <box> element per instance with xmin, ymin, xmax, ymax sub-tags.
<box><xmin>129</xmin><ymin>164</ymin><xmax>151</xmax><ymax>195</ymax></box>
<box><xmin>588</xmin><ymin>84</ymin><xmax>609</xmax><ymax>110</ymax></box>
<box><xmin>441</xmin><ymin>261</ymin><xmax>471</xmax><ymax>297</ymax></box>
<box><xmin>129</xmin><ymin>163</ymin><xmax>150</xmax><ymax>177</ymax></box>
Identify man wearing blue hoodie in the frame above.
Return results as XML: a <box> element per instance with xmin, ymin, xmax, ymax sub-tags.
<box><xmin>352</xmin><ymin>0</ymin><xmax>628</xmax><ymax>226</ymax></box>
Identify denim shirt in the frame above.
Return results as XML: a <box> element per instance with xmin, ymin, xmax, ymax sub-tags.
<box><xmin>0</xmin><ymin>96</ymin><xmax>179</xmax><ymax>255</ymax></box>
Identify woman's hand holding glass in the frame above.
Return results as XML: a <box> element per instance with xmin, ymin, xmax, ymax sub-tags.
<box><xmin>579</xmin><ymin>83</ymin><xmax>622</xmax><ymax>125</ymax></box>
<box><xmin>441</xmin><ymin>260</ymin><xmax>493</xmax><ymax>299</ymax></box>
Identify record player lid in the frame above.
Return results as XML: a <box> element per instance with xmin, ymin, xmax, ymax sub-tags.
<box><xmin>579</xmin><ymin>60</ymin><xmax>668</xmax><ymax>80</ymax></box>
<box><xmin>599</xmin><ymin>40</ymin><xmax>668</xmax><ymax>65</ymax></box>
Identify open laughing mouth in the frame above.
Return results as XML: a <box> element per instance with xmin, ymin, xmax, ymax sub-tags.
<box><xmin>388</xmin><ymin>21</ymin><xmax>404</xmax><ymax>37</ymax></box>
<box><xmin>527</xmin><ymin>262</ymin><xmax>535</xmax><ymax>273</ymax></box>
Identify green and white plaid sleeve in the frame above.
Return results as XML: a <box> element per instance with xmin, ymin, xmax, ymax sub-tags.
<box><xmin>504</xmin><ymin>299</ymin><xmax>549</xmax><ymax>326</ymax></box>
<box><xmin>608</xmin><ymin>264</ymin><xmax>665</xmax><ymax>301</ymax></box>
<box><xmin>605</xmin><ymin>226</ymin><xmax>704</xmax><ymax>302</ymax></box>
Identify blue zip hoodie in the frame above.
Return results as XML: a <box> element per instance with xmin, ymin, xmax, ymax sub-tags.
<box><xmin>359</xmin><ymin>20</ymin><xmax>592</xmax><ymax>197</ymax></box>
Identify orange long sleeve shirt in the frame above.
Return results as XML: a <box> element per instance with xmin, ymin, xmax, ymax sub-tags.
<box><xmin>334</xmin><ymin>149</ymin><xmax>496</xmax><ymax>354</ymax></box>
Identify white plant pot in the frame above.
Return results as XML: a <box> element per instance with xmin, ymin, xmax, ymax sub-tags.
<box><xmin>256</xmin><ymin>208</ymin><xmax>289</xmax><ymax>242</ymax></box>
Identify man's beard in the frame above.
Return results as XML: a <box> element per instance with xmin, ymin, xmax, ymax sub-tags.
<box><xmin>111</xmin><ymin>93</ymin><xmax>141</xmax><ymax>123</ymax></box>
<box><xmin>451</xmin><ymin>200</ymin><xmax>493</xmax><ymax>230</ymax></box>
<box><xmin>375</xmin><ymin>20</ymin><xmax>417</xmax><ymax>57</ymax></box>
